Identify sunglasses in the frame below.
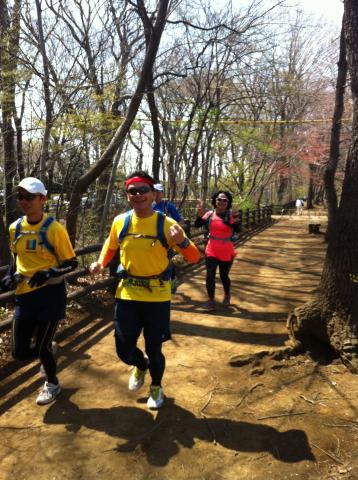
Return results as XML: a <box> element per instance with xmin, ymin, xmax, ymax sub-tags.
<box><xmin>126</xmin><ymin>185</ymin><xmax>152</xmax><ymax>195</ymax></box>
<box><xmin>217</xmin><ymin>198</ymin><xmax>228</xmax><ymax>203</ymax></box>
<box><xmin>17</xmin><ymin>192</ymin><xmax>41</xmax><ymax>201</ymax></box>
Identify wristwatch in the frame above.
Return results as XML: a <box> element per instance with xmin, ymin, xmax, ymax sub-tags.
<box><xmin>176</xmin><ymin>238</ymin><xmax>190</xmax><ymax>248</ymax></box>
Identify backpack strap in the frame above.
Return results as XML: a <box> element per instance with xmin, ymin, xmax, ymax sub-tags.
<box><xmin>39</xmin><ymin>216</ymin><xmax>61</xmax><ymax>264</ymax></box>
<box><xmin>118</xmin><ymin>210</ymin><xmax>133</xmax><ymax>243</ymax></box>
<box><xmin>206</xmin><ymin>211</ymin><xmax>214</xmax><ymax>230</ymax></box>
<box><xmin>203</xmin><ymin>211</ymin><xmax>213</xmax><ymax>237</ymax></box>
<box><xmin>118</xmin><ymin>210</ymin><xmax>169</xmax><ymax>249</ymax></box>
<box><xmin>116</xmin><ymin>211</ymin><xmax>172</xmax><ymax>288</ymax></box>
<box><xmin>207</xmin><ymin>210</ymin><xmax>237</xmax><ymax>242</ymax></box>
<box><xmin>156</xmin><ymin>211</ymin><xmax>168</xmax><ymax>249</ymax></box>
<box><xmin>39</xmin><ymin>216</ymin><xmax>56</xmax><ymax>255</ymax></box>
<box><xmin>14</xmin><ymin>217</ymin><xmax>24</xmax><ymax>243</ymax></box>
<box><xmin>13</xmin><ymin>215</ymin><xmax>59</xmax><ymax>262</ymax></box>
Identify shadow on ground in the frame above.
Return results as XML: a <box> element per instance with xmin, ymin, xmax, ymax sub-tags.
<box><xmin>171</xmin><ymin>320</ymin><xmax>288</xmax><ymax>346</ymax></box>
<box><xmin>44</xmin><ymin>390</ymin><xmax>315</xmax><ymax>467</ymax></box>
<box><xmin>0</xmin><ymin>316</ymin><xmax>113</xmax><ymax>415</ymax></box>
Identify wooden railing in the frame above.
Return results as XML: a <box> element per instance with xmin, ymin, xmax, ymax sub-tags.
<box><xmin>0</xmin><ymin>206</ymin><xmax>272</xmax><ymax>333</ymax></box>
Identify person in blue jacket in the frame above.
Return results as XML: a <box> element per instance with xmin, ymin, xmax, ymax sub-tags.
<box><xmin>153</xmin><ymin>184</ymin><xmax>184</xmax><ymax>225</ymax></box>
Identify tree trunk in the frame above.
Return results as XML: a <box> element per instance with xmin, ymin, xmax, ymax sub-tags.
<box><xmin>276</xmin><ymin>173</ymin><xmax>288</xmax><ymax>204</ymax></box>
<box><xmin>306</xmin><ymin>163</ymin><xmax>316</xmax><ymax>209</ymax></box>
<box><xmin>35</xmin><ymin>0</ymin><xmax>53</xmax><ymax>182</ymax></box>
<box><xmin>0</xmin><ymin>205</ymin><xmax>11</xmax><ymax>266</ymax></box>
<box><xmin>288</xmin><ymin>2</ymin><xmax>358</xmax><ymax>373</ymax></box>
<box><xmin>0</xmin><ymin>0</ymin><xmax>22</xmax><ymax>227</ymax></box>
<box><xmin>94</xmin><ymin>164</ymin><xmax>112</xmax><ymax>215</ymax></box>
<box><xmin>98</xmin><ymin>143</ymin><xmax>124</xmax><ymax>242</ymax></box>
<box><xmin>147</xmin><ymin>80</ymin><xmax>161</xmax><ymax>181</ymax></box>
<box><xmin>324</xmin><ymin>20</ymin><xmax>347</xmax><ymax>241</ymax></box>
<box><xmin>136</xmin><ymin>0</ymin><xmax>162</xmax><ymax>181</ymax></box>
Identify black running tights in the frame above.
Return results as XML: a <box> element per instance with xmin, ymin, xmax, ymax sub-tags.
<box><xmin>205</xmin><ymin>256</ymin><xmax>233</xmax><ymax>299</ymax></box>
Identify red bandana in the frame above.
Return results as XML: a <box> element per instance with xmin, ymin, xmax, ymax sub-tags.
<box><xmin>125</xmin><ymin>176</ymin><xmax>154</xmax><ymax>188</ymax></box>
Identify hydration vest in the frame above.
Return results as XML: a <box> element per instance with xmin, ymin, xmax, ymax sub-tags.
<box><xmin>118</xmin><ymin>209</ymin><xmax>169</xmax><ymax>248</ymax></box>
<box><xmin>117</xmin><ymin>210</ymin><xmax>176</xmax><ymax>292</ymax></box>
<box><xmin>204</xmin><ymin>210</ymin><xmax>238</xmax><ymax>243</ymax></box>
<box><xmin>13</xmin><ymin>216</ymin><xmax>60</xmax><ymax>263</ymax></box>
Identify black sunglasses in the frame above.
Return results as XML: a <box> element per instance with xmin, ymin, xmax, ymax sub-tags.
<box><xmin>126</xmin><ymin>185</ymin><xmax>152</xmax><ymax>195</ymax></box>
<box><xmin>217</xmin><ymin>198</ymin><xmax>228</xmax><ymax>203</ymax></box>
<box><xmin>17</xmin><ymin>192</ymin><xmax>41</xmax><ymax>201</ymax></box>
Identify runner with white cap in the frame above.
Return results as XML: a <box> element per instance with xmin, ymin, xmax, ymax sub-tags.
<box><xmin>0</xmin><ymin>177</ymin><xmax>78</xmax><ymax>405</ymax></box>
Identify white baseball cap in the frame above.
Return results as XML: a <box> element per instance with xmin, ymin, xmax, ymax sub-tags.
<box><xmin>18</xmin><ymin>177</ymin><xmax>47</xmax><ymax>195</ymax></box>
<box><xmin>154</xmin><ymin>183</ymin><xmax>164</xmax><ymax>192</ymax></box>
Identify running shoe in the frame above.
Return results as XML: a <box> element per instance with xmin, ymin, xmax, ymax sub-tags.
<box><xmin>222</xmin><ymin>295</ymin><xmax>231</xmax><ymax>306</ymax></box>
<box><xmin>203</xmin><ymin>299</ymin><xmax>216</xmax><ymax>311</ymax></box>
<box><xmin>147</xmin><ymin>386</ymin><xmax>164</xmax><ymax>409</ymax></box>
<box><xmin>36</xmin><ymin>381</ymin><xmax>61</xmax><ymax>405</ymax></box>
<box><xmin>128</xmin><ymin>366</ymin><xmax>147</xmax><ymax>391</ymax></box>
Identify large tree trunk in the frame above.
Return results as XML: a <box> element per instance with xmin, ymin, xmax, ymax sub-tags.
<box><xmin>0</xmin><ymin>0</ymin><xmax>22</xmax><ymax>227</ymax></box>
<box><xmin>136</xmin><ymin>0</ymin><xmax>161</xmax><ymax>181</ymax></box>
<box><xmin>35</xmin><ymin>0</ymin><xmax>52</xmax><ymax>182</ymax></box>
<box><xmin>324</xmin><ymin>20</ymin><xmax>347</xmax><ymax>240</ymax></box>
<box><xmin>288</xmin><ymin>2</ymin><xmax>358</xmax><ymax>373</ymax></box>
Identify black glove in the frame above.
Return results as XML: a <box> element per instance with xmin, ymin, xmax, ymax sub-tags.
<box><xmin>0</xmin><ymin>275</ymin><xmax>15</xmax><ymax>292</ymax></box>
<box><xmin>28</xmin><ymin>270</ymin><xmax>52</xmax><ymax>288</ymax></box>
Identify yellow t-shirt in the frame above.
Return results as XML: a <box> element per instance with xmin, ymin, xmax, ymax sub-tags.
<box><xmin>105</xmin><ymin>211</ymin><xmax>180</xmax><ymax>302</ymax></box>
<box><xmin>9</xmin><ymin>214</ymin><xmax>76</xmax><ymax>295</ymax></box>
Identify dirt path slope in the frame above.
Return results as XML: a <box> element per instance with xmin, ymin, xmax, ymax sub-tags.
<box><xmin>1</xmin><ymin>215</ymin><xmax>357</xmax><ymax>480</ymax></box>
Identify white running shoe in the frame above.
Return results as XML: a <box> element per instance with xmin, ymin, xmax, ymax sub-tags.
<box><xmin>36</xmin><ymin>381</ymin><xmax>61</xmax><ymax>405</ymax></box>
<box><xmin>147</xmin><ymin>386</ymin><xmax>164</xmax><ymax>410</ymax></box>
<box><xmin>40</xmin><ymin>341</ymin><xmax>58</xmax><ymax>379</ymax></box>
<box><xmin>128</xmin><ymin>366</ymin><xmax>147</xmax><ymax>391</ymax></box>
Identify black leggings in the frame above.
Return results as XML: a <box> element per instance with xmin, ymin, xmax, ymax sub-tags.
<box><xmin>205</xmin><ymin>256</ymin><xmax>233</xmax><ymax>299</ymax></box>
<box><xmin>115</xmin><ymin>334</ymin><xmax>165</xmax><ymax>386</ymax></box>
<box><xmin>12</xmin><ymin>283</ymin><xmax>66</xmax><ymax>384</ymax></box>
<box><xmin>113</xmin><ymin>299</ymin><xmax>170</xmax><ymax>387</ymax></box>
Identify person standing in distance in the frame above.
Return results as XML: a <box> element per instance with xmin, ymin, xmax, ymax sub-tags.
<box><xmin>90</xmin><ymin>171</ymin><xmax>200</xmax><ymax>409</ymax></box>
<box><xmin>195</xmin><ymin>191</ymin><xmax>241</xmax><ymax>311</ymax></box>
<box><xmin>0</xmin><ymin>177</ymin><xmax>78</xmax><ymax>405</ymax></box>
<box><xmin>295</xmin><ymin>198</ymin><xmax>304</xmax><ymax>215</ymax></box>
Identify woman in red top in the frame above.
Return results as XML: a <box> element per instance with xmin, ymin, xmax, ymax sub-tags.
<box><xmin>195</xmin><ymin>191</ymin><xmax>241</xmax><ymax>311</ymax></box>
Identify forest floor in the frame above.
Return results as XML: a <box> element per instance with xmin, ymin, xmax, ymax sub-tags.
<box><xmin>1</xmin><ymin>212</ymin><xmax>358</xmax><ymax>480</ymax></box>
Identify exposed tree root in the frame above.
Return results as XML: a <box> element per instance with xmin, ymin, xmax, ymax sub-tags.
<box><xmin>229</xmin><ymin>344</ymin><xmax>302</xmax><ymax>368</ymax></box>
<box><xmin>230</xmin><ymin>299</ymin><xmax>358</xmax><ymax>373</ymax></box>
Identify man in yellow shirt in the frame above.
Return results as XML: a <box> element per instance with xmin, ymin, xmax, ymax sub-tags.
<box><xmin>90</xmin><ymin>171</ymin><xmax>200</xmax><ymax>409</ymax></box>
<box><xmin>0</xmin><ymin>177</ymin><xmax>78</xmax><ymax>405</ymax></box>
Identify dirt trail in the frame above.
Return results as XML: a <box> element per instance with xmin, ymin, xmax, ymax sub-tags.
<box><xmin>1</xmin><ymin>215</ymin><xmax>358</xmax><ymax>480</ymax></box>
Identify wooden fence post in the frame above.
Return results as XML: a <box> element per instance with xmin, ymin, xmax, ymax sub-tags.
<box><xmin>245</xmin><ymin>209</ymin><xmax>250</xmax><ymax>228</ymax></box>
